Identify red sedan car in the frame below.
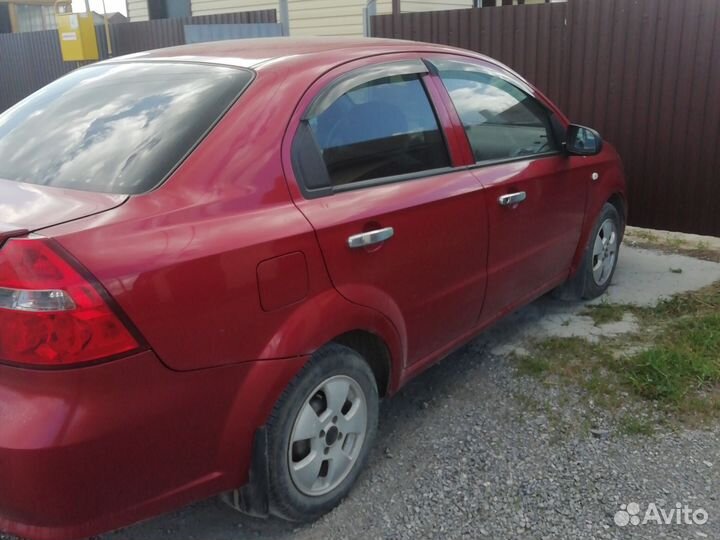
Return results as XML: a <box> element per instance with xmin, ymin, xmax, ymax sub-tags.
<box><xmin>0</xmin><ymin>38</ymin><xmax>625</xmax><ymax>539</ymax></box>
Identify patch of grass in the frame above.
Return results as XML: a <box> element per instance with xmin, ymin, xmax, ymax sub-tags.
<box><xmin>514</xmin><ymin>337</ymin><xmax>620</xmax><ymax>405</ymax></box>
<box><xmin>533</xmin><ymin>336</ymin><xmax>605</xmax><ymax>356</ymax></box>
<box><xmin>677</xmin><ymin>391</ymin><xmax>720</xmax><ymax>423</ymax></box>
<box><xmin>582</xmin><ymin>303</ymin><xmax>628</xmax><ymax>325</ymax></box>
<box><xmin>516</xmin><ymin>355</ymin><xmax>551</xmax><ymax>376</ymax></box>
<box><xmin>513</xmin><ymin>392</ymin><xmax>544</xmax><ymax>413</ymax></box>
<box><xmin>625</xmin><ymin>230</ymin><xmax>720</xmax><ymax>263</ymax></box>
<box><xmin>515</xmin><ymin>282</ymin><xmax>720</xmax><ymax>430</ymax></box>
<box><xmin>621</xmin><ymin>313</ymin><xmax>720</xmax><ymax>405</ymax></box>
<box><xmin>584</xmin><ymin>371</ymin><xmax>624</xmax><ymax>409</ymax></box>
<box><xmin>633</xmin><ymin>230</ymin><xmax>659</xmax><ymax>243</ymax></box>
<box><xmin>635</xmin><ymin>282</ymin><xmax>720</xmax><ymax>323</ymax></box>
<box><xmin>525</xmin><ymin>337</ymin><xmax>614</xmax><ymax>378</ymax></box>
<box><xmin>618</xmin><ymin>416</ymin><xmax>655</xmax><ymax>436</ymax></box>
<box><xmin>666</xmin><ymin>235</ymin><xmax>685</xmax><ymax>249</ymax></box>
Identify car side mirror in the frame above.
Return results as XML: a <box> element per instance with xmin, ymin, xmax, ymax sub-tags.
<box><xmin>565</xmin><ymin>124</ymin><xmax>603</xmax><ymax>156</ymax></box>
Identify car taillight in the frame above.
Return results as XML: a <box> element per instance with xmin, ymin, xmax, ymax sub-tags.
<box><xmin>0</xmin><ymin>237</ymin><xmax>140</xmax><ymax>367</ymax></box>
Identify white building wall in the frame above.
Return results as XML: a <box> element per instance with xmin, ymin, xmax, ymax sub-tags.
<box><xmin>377</xmin><ymin>0</ymin><xmax>472</xmax><ymax>14</ymax></box>
<box><xmin>127</xmin><ymin>0</ymin><xmax>149</xmax><ymax>21</ymax></box>
<box><xmin>128</xmin><ymin>0</ymin><xmax>478</xmax><ymax>33</ymax></box>
<box><xmin>191</xmin><ymin>0</ymin><xmax>278</xmax><ymax>16</ymax></box>
<box><xmin>290</xmin><ymin>0</ymin><xmax>472</xmax><ymax>37</ymax></box>
<box><xmin>288</xmin><ymin>0</ymin><xmax>365</xmax><ymax>37</ymax></box>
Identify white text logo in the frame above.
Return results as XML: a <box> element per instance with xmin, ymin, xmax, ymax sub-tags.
<box><xmin>614</xmin><ymin>502</ymin><xmax>708</xmax><ymax>527</ymax></box>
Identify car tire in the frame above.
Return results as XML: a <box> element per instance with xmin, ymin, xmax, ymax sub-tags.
<box><xmin>556</xmin><ymin>202</ymin><xmax>623</xmax><ymax>300</ymax></box>
<box><xmin>264</xmin><ymin>344</ymin><xmax>379</xmax><ymax>522</ymax></box>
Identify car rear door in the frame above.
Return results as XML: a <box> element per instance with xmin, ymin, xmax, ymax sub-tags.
<box><xmin>429</xmin><ymin>57</ymin><xmax>588</xmax><ymax>320</ymax></box>
<box><xmin>285</xmin><ymin>58</ymin><xmax>488</xmax><ymax>367</ymax></box>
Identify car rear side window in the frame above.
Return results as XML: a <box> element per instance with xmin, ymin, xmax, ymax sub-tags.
<box><xmin>305</xmin><ymin>74</ymin><xmax>450</xmax><ymax>188</ymax></box>
<box><xmin>438</xmin><ymin>68</ymin><xmax>558</xmax><ymax>163</ymax></box>
<box><xmin>0</xmin><ymin>62</ymin><xmax>252</xmax><ymax>194</ymax></box>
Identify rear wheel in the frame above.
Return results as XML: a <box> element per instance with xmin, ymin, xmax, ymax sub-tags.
<box><xmin>265</xmin><ymin>344</ymin><xmax>378</xmax><ymax>521</ymax></box>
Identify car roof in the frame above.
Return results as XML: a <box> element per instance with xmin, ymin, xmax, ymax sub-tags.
<box><xmin>104</xmin><ymin>36</ymin><xmax>481</xmax><ymax>70</ymax></box>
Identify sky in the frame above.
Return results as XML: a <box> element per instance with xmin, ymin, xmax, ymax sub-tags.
<box><xmin>71</xmin><ymin>0</ymin><xmax>128</xmax><ymax>16</ymax></box>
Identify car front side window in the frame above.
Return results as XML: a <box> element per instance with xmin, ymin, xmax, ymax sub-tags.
<box><xmin>437</xmin><ymin>65</ymin><xmax>558</xmax><ymax>163</ymax></box>
<box><xmin>301</xmin><ymin>74</ymin><xmax>450</xmax><ymax>189</ymax></box>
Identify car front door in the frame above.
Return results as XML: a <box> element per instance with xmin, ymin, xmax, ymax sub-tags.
<box><xmin>430</xmin><ymin>57</ymin><xmax>588</xmax><ymax>321</ymax></box>
<box><xmin>285</xmin><ymin>58</ymin><xmax>488</xmax><ymax>367</ymax></box>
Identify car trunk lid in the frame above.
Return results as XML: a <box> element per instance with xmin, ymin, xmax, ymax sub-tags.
<box><xmin>0</xmin><ymin>178</ymin><xmax>127</xmax><ymax>243</ymax></box>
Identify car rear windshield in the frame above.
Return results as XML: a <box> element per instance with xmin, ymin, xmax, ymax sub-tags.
<box><xmin>0</xmin><ymin>62</ymin><xmax>252</xmax><ymax>194</ymax></box>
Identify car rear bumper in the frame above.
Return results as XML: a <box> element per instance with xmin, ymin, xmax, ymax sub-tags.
<box><xmin>0</xmin><ymin>350</ymin><xmax>307</xmax><ymax>540</ymax></box>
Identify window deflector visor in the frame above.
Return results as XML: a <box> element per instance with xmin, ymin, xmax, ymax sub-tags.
<box><xmin>302</xmin><ymin>59</ymin><xmax>429</xmax><ymax>120</ymax></box>
<box><xmin>425</xmin><ymin>58</ymin><xmax>537</xmax><ymax>98</ymax></box>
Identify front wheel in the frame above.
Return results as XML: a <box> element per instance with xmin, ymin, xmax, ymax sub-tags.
<box><xmin>264</xmin><ymin>344</ymin><xmax>378</xmax><ymax>522</ymax></box>
<box><xmin>559</xmin><ymin>203</ymin><xmax>623</xmax><ymax>300</ymax></box>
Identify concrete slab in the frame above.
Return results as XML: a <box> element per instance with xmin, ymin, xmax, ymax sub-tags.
<box><xmin>484</xmin><ymin>243</ymin><xmax>720</xmax><ymax>352</ymax></box>
<box><xmin>592</xmin><ymin>246</ymin><xmax>720</xmax><ymax>307</ymax></box>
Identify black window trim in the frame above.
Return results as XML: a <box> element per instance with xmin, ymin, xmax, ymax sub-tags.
<box><xmin>292</xmin><ymin>59</ymin><xmax>456</xmax><ymax>200</ymax></box>
<box><xmin>332</xmin><ymin>165</ymin><xmax>458</xmax><ymax>194</ymax></box>
<box><xmin>464</xmin><ymin>151</ymin><xmax>563</xmax><ymax>173</ymax></box>
<box><xmin>425</xmin><ymin>56</ymin><xmax>566</xmax><ymax>168</ymax></box>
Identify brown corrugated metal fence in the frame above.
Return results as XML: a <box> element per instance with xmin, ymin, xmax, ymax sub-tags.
<box><xmin>373</xmin><ymin>0</ymin><xmax>720</xmax><ymax>237</ymax></box>
<box><xmin>0</xmin><ymin>10</ymin><xmax>276</xmax><ymax>114</ymax></box>
<box><xmin>0</xmin><ymin>29</ymin><xmax>74</xmax><ymax>113</ymax></box>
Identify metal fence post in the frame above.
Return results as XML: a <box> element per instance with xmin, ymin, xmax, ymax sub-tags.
<box><xmin>278</xmin><ymin>0</ymin><xmax>289</xmax><ymax>36</ymax></box>
<box><xmin>364</xmin><ymin>0</ymin><xmax>377</xmax><ymax>37</ymax></box>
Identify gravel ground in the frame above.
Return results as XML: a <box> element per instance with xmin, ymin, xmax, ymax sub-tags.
<box><xmin>110</xmin><ymin>347</ymin><xmax>720</xmax><ymax>540</ymax></box>
<box><xmin>103</xmin><ymin>242</ymin><xmax>720</xmax><ymax>540</ymax></box>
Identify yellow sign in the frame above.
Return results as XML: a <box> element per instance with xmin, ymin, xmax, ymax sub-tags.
<box><xmin>56</xmin><ymin>13</ymin><xmax>99</xmax><ymax>62</ymax></box>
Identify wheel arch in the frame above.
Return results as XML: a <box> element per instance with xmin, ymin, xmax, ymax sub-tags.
<box><xmin>570</xmin><ymin>157</ymin><xmax>628</xmax><ymax>275</ymax></box>
<box><xmin>607</xmin><ymin>192</ymin><xmax>628</xmax><ymax>232</ymax></box>
<box><xmin>257</xmin><ymin>286</ymin><xmax>405</xmax><ymax>399</ymax></box>
<box><xmin>331</xmin><ymin>330</ymin><xmax>392</xmax><ymax>397</ymax></box>
<box><xmin>570</xmin><ymin>190</ymin><xmax>626</xmax><ymax>275</ymax></box>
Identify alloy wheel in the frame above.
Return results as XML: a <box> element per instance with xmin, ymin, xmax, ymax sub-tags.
<box><xmin>288</xmin><ymin>375</ymin><xmax>368</xmax><ymax>496</ymax></box>
<box><xmin>592</xmin><ymin>218</ymin><xmax>618</xmax><ymax>286</ymax></box>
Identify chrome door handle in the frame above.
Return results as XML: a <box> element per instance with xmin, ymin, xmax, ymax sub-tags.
<box><xmin>347</xmin><ymin>227</ymin><xmax>394</xmax><ymax>249</ymax></box>
<box><xmin>498</xmin><ymin>191</ymin><xmax>527</xmax><ymax>207</ymax></box>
